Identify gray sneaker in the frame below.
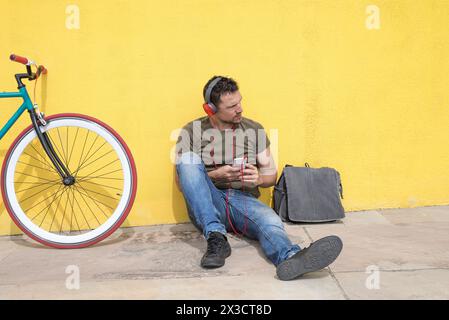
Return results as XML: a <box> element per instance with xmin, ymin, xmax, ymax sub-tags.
<box><xmin>276</xmin><ymin>235</ymin><xmax>343</xmax><ymax>281</ymax></box>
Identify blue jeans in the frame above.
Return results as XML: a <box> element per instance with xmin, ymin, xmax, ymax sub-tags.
<box><xmin>175</xmin><ymin>151</ymin><xmax>301</xmax><ymax>266</ymax></box>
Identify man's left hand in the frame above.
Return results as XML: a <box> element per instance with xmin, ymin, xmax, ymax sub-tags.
<box><xmin>241</xmin><ymin>164</ymin><xmax>262</xmax><ymax>188</ymax></box>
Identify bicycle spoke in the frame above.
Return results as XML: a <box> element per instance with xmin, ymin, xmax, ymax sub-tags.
<box><xmin>23</xmin><ymin>151</ymin><xmax>58</xmax><ymax>174</ymax></box>
<box><xmin>78</xmin><ymin>176</ymin><xmax>124</xmax><ymax>182</ymax></box>
<box><xmin>67</xmin><ymin>127</ymin><xmax>79</xmax><ymax>167</ymax></box>
<box><xmin>76</xmin><ymin>135</ymin><xmax>100</xmax><ymax>175</ymax></box>
<box><xmin>31</xmin><ymin>184</ymin><xmax>64</xmax><ymax>223</ymax></box>
<box><xmin>48</xmin><ymin>185</ymin><xmax>68</xmax><ymax>232</ymax></box>
<box><xmin>55</xmin><ymin>189</ymin><xmax>71</xmax><ymax>233</ymax></box>
<box><xmin>76</xmin><ymin>179</ymin><xmax>122</xmax><ymax>191</ymax></box>
<box><xmin>17</xmin><ymin>160</ymin><xmax>60</xmax><ymax>175</ymax></box>
<box><xmin>71</xmin><ymin>142</ymin><xmax>109</xmax><ymax>176</ymax></box>
<box><xmin>15</xmin><ymin>179</ymin><xmax>60</xmax><ymax>194</ymax></box>
<box><xmin>74</xmin><ymin>130</ymin><xmax>90</xmax><ymax>178</ymax></box>
<box><xmin>56</xmin><ymin>127</ymin><xmax>68</xmax><ymax>166</ymax></box>
<box><xmin>71</xmin><ymin>188</ymin><xmax>92</xmax><ymax>230</ymax></box>
<box><xmin>29</xmin><ymin>144</ymin><xmax>59</xmax><ymax>174</ymax></box>
<box><xmin>72</xmin><ymin>185</ymin><xmax>101</xmax><ymax>226</ymax></box>
<box><xmin>74</xmin><ymin>184</ymin><xmax>116</xmax><ymax>211</ymax></box>
<box><xmin>24</xmin><ymin>183</ymin><xmax>65</xmax><ymax>212</ymax></box>
<box><xmin>47</xmin><ymin>131</ymin><xmax>69</xmax><ymax>170</ymax></box>
<box><xmin>77</xmin><ymin>168</ymin><xmax>124</xmax><ymax>183</ymax></box>
<box><xmin>66</xmin><ymin>127</ymin><xmax>69</xmax><ymax>165</ymax></box>
<box><xmin>74</xmin><ymin>184</ymin><xmax>112</xmax><ymax>219</ymax></box>
<box><xmin>15</xmin><ymin>171</ymin><xmax>60</xmax><ymax>183</ymax></box>
<box><xmin>68</xmin><ymin>187</ymin><xmax>82</xmax><ymax>233</ymax></box>
<box><xmin>77</xmin><ymin>159</ymin><xmax>120</xmax><ymax>180</ymax></box>
<box><xmin>15</xmin><ymin>180</ymin><xmax>59</xmax><ymax>184</ymax></box>
<box><xmin>75</xmin><ymin>184</ymin><xmax>119</xmax><ymax>202</ymax></box>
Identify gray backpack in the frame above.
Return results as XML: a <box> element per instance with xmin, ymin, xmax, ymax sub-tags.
<box><xmin>273</xmin><ymin>163</ymin><xmax>345</xmax><ymax>222</ymax></box>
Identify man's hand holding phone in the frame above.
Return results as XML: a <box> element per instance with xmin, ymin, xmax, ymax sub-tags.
<box><xmin>241</xmin><ymin>163</ymin><xmax>261</xmax><ymax>188</ymax></box>
<box><xmin>208</xmin><ymin>164</ymin><xmax>242</xmax><ymax>182</ymax></box>
<box><xmin>232</xmin><ymin>157</ymin><xmax>261</xmax><ymax>188</ymax></box>
<box><xmin>208</xmin><ymin>158</ymin><xmax>262</xmax><ymax>188</ymax></box>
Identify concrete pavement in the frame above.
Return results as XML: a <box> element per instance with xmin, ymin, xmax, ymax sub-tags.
<box><xmin>1</xmin><ymin>205</ymin><xmax>449</xmax><ymax>299</ymax></box>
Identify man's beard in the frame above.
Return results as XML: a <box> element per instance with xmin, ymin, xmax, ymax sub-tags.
<box><xmin>231</xmin><ymin>114</ymin><xmax>242</xmax><ymax>123</ymax></box>
<box><xmin>214</xmin><ymin>114</ymin><xmax>242</xmax><ymax>127</ymax></box>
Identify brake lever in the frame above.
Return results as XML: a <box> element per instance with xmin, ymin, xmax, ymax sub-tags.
<box><xmin>36</xmin><ymin>65</ymin><xmax>46</xmax><ymax>78</ymax></box>
<box><xmin>26</xmin><ymin>65</ymin><xmax>46</xmax><ymax>81</ymax></box>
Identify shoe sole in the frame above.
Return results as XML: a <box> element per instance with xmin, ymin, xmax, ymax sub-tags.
<box><xmin>276</xmin><ymin>235</ymin><xmax>343</xmax><ymax>281</ymax></box>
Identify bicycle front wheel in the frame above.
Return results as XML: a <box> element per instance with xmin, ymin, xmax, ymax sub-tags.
<box><xmin>1</xmin><ymin>113</ymin><xmax>137</xmax><ymax>248</ymax></box>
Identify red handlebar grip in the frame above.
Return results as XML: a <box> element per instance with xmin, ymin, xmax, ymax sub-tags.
<box><xmin>10</xmin><ymin>54</ymin><xmax>29</xmax><ymax>65</ymax></box>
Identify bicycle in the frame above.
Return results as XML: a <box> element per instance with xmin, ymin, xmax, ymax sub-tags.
<box><xmin>0</xmin><ymin>54</ymin><xmax>137</xmax><ymax>248</ymax></box>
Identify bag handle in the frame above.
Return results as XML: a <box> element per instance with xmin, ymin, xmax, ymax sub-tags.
<box><xmin>286</xmin><ymin>163</ymin><xmax>310</xmax><ymax>168</ymax></box>
<box><xmin>286</xmin><ymin>162</ymin><xmax>344</xmax><ymax>199</ymax></box>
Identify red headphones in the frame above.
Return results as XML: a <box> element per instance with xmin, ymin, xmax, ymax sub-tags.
<box><xmin>202</xmin><ymin>77</ymin><xmax>222</xmax><ymax>116</ymax></box>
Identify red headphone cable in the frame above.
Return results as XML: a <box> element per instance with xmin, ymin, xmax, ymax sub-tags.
<box><xmin>208</xmin><ymin>117</ymin><xmax>248</xmax><ymax>237</ymax></box>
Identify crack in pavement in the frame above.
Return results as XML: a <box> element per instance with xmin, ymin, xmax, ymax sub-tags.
<box><xmin>302</xmin><ymin>227</ymin><xmax>350</xmax><ymax>300</ymax></box>
<box><xmin>333</xmin><ymin>267</ymin><xmax>449</xmax><ymax>274</ymax></box>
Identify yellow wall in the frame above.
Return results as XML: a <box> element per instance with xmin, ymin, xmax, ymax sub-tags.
<box><xmin>1</xmin><ymin>0</ymin><xmax>449</xmax><ymax>235</ymax></box>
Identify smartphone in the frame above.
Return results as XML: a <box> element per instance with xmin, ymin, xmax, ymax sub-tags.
<box><xmin>232</xmin><ymin>157</ymin><xmax>246</xmax><ymax>168</ymax></box>
<box><xmin>231</xmin><ymin>157</ymin><xmax>246</xmax><ymax>189</ymax></box>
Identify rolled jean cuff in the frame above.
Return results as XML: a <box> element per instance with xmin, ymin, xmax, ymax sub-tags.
<box><xmin>205</xmin><ymin>229</ymin><xmax>227</xmax><ymax>240</ymax></box>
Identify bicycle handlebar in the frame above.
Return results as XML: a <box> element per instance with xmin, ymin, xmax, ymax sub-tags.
<box><xmin>10</xmin><ymin>53</ymin><xmax>47</xmax><ymax>77</ymax></box>
<box><xmin>10</xmin><ymin>54</ymin><xmax>30</xmax><ymax>65</ymax></box>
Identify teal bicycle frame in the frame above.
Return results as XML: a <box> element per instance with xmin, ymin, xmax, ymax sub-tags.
<box><xmin>0</xmin><ymin>86</ymin><xmax>34</xmax><ymax>140</ymax></box>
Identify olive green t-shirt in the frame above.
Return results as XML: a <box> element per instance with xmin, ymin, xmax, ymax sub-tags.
<box><xmin>176</xmin><ymin>116</ymin><xmax>271</xmax><ymax>198</ymax></box>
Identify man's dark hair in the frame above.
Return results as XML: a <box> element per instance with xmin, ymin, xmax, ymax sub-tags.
<box><xmin>203</xmin><ymin>76</ymin><xmax>239</xmax><ymax>108</ymax></box>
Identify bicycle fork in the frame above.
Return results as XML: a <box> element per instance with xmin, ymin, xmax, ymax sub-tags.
<box><xmin>29</xmin><ymin>109</ymin><xmax>75</xmax><ymax>186</ymax></box>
